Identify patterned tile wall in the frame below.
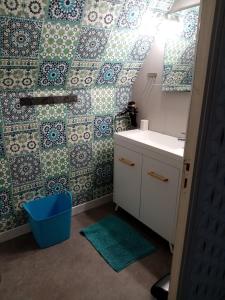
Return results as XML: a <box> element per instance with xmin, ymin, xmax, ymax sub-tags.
<box><xmin>162</xmin><ymin>6</ymin><xmax>199</xmax><ymax>91</ymax></box>
<box><xmin>0</xmin><ymin>0</ymin><xmax>173</xmax><ymax>233</ymax></box>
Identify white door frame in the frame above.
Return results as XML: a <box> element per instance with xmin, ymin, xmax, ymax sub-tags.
<box><xmin>169</xmin><ymin>1</ymin><xmax>217</xmax><ymax>299</ymax></box>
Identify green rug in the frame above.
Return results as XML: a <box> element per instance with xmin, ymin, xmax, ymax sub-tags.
<box><xmin>80</xmin><ymin>215</ymin><xmax>156</xmax><ymax>272</ymax></box>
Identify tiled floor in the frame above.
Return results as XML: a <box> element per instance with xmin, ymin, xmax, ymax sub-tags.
<box><xmin>0</xmin><ymin>203</ymin><xmax>171</xmax><ymax>300</ymax></box>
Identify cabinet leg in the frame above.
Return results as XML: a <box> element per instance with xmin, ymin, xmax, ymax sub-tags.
<box><xmin>169</xmin><ymin>243</ymin><xmax>174</xmax><ymax>254</ymax></box>
<box><xmin>114</xmin><ymin>204</ymin><xmax>119</xmax><ymax>212</ymax></box>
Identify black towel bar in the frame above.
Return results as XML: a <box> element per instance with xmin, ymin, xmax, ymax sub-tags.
<box><xmin>20</xmin><ymin>95</ymin><xmax>77</xmax><ymax>106</ymax></box>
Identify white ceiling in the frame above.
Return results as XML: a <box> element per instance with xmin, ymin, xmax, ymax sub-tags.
<box><xmin>169</xmin><ymin>0</ymin><xmax>200</xmax><ymax>13</ymax></box>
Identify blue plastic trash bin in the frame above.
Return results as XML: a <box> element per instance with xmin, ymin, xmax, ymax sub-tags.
<box><xmin>23</xmin><ymin>191</ymin><xmax>72</xmax><ymax>248</ymax></box>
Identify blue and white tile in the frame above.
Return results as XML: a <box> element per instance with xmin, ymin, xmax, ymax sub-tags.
<box><xmin>94</xmin><ymin>115</ymin><xmax>113</xmax><ymax>140</ymax></box>
<box><xmin>39</xmin><ymin>120</ymin><xmax>67</xmax><ymax>150</ymax></box>
<box><xmin>76</xmin><ymin>27</ymin><xmax>110</xmax><ymax>60</ymax></box>
<box><xmin>45</xmin><ymin>175</ymin><xmax>69</xmax><ymax>195</ymax></box>
<box><xmin>70</xmin><ymin>143</ymin><xmax>93</xmax><ymax>170</ymax></box>
<box><xmin>96</xmin><ymin>63</ymin><xmax>123</xmax><ymax>85</ymax></box>
<box><xmin>67</xmin><ymin>89</ymin><xmax>92</xmax><ymax>116</ymax></box>
<box><xmin>10</xmin><ymin>154</ymin><xmax>41</xmax><ymax>186</ymax></box>
<box><xmin>37</xmin><ymin>60</ymin><xmax>69</xmax><ymax>88</ymax></box>
<box><xmin>48</xmin><ymin>0</ymin><xmax>85</xmax><ymax>22</ymax></box>
<box><xmin>0</xmin><ymin>92</ymin><xmax>36</xmax><ymax>124</ymax></box>
<box><xmin>0</xmin><ymin>17</ymin><xmax>42</xmax><ymax>58</ymax></box>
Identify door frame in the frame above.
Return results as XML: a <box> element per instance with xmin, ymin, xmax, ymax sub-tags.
<box><xmin>168</xmin><ymin>0</ymin><xmax>217</xmax><ymax>299</ymax></box>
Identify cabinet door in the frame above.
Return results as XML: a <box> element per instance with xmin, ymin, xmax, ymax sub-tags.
<box><xmin>140</xmin><ymin>156</ymin><xmax>180</xmax><ymax>243</ymax></box>
<box><xmin>114</xmin><ymin>145</ymin><xmax>142</xmax><ymax>219</ymax></box>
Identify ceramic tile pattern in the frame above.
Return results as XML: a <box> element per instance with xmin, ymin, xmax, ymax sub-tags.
<box><xmin>0</xmin><ymin>0</ymin><xmax>174</xmax><ymax>233</ymax></box>
<box><xmin>162</xmin><ymin>6</ymin><xmax>199</xmax><ymax>91</ymax></box>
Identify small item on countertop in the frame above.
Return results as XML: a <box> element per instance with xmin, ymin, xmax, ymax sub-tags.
<box><xmin>140</xmin><ymin>119</ymin><xmax>149</xmax><ymax>131</ymax></box>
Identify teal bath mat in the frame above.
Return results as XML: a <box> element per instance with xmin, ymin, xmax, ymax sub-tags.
<box><xmin>80</xmin><ymin>215</ymin><xmax>156</xmax><ymax>272</ymax></box>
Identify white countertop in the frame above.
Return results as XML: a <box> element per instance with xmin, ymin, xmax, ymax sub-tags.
<box><xmin>114</xmin><ymin>129</ymin><xmax>185</xmax><ymax>158</ymax></box>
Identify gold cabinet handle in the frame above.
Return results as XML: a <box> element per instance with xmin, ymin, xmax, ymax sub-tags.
<box><xmin>148</xmin><ymin>171</ymin><xmax>169</xmax><ymax>182</ymax></box>
<box><xmin>119</xmin><ymin>157</ymin><xmax>135</xmax><ymax>167</ymax></box>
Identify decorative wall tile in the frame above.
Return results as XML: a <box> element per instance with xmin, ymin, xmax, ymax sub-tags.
<box><xmin>39</xmin><ymin>120</ymin><xmax>67</xmax><ymax>150</ymax></box>
<box><xmin>0</xmin><ymin>159</ymin><xmax>11</xmax><ymax>188</ymax></box>
<box><xmin>0</xmin><ymin>59</ymin><xmax>38</xmax><ymax>90</ymax></box>
<box><xmin>10</xmin><ymin>154</ymin><xmax>41</xmax><ymax>186</ymax></box>
<box><xmin>48</xmin><ymin>0</ymin><xmax>85</xmax><ymax>22</ymax></box>
<box><xmin>32</xmin><ymin>88</ymin><xmax>71</xmax><ymax>97</ymax></box>
<box><xmin>45</xmin><ymin>175</ymin><xmax>69</xmax><ymax>195</ymax></box>
<box><xmin>37</xmin><ymin>60</ymin><xmax>69</xmax><ymax>88</ymax></box>
<box><xmin>130</xmin><ymin>36</ymin><xmax>154</xmax><ymax>61</ymax></box>
<box><xmin>82</xmin><ymin>0</ymin><xmax>123</xmax><ymax>28</ymax></box>
<box><xmin>71</xmin><ymin>173</ymin><xmax>93</xmax><ymax>194</ymax></box>
<box><xmin>93</xmin><ymin>183</ymin><xmax>113</xmax><ymax>199</ymax></box>
<box><xmin>13</xmin><ymin>187</ymin><xmax>44</xmax><ymax>213</ymax></box>
<box><xmin>0</xmin><ymin>17</ymin><xmax>42</xmax><ymax>58</ymax></box>
<box><xmin>0</xmin><ymin>128</ymin><xmax>5</xmax><ymax>158</ymax></box>
<box><xmin>0</xmin><ymin>189</ymin><xmax>13</xmax><ymax>218</ymax></box>
<box><xmin>4</xmin><ymin>130</ymin><xmax>39</xmax><ymax>156</ymax></box>
<box><xmin>70</xmin><ymin>164</ymin><xmax>93</xmax><ymax>179</ymax></box>
<box><xmin>67</xmin><ymin>89</ymin><xmax>92</xmax><ymax>116</ymax></box>
<box><xmin>115</xmin><ymin>86</ymin><xmax>132</xmax><ymax>111</ymax></box>
<box><xmin>94</xmin><ymin>161</ymin><xmax>113</xmax><ymax>187</ymax></box>
<box><xmin>1</xmin><ymin>92</ymin><xmax>36</xmax><ymax>124</ymax></box>
<box><xmin>10</xmin><ymin>210</ymin><xmax>26</xmax><ymax>227</ymax></box>
<box><xmin>71</xmin><ymin>173</ymin><xmax>93</xmax><ymax>205</ymax></box>
<box><xmin>163</xmin><ymin>65</ymin><xmax>192</xmax><ymax>91</ymax></box>
<box><xmin>94</xmin><ymin>115</ymin><xmax>113</xmax><ymax>140</ymax></box>
<box><xmin>93</xmin><ymin>138</ymin><xmax>114</xmax><ymax>163</ymax></box>
<box><xmin>68</xmin><ymin>116</ymin><xmax>93</xmax><ymax>145</ymax></box>
<box><xmin>41</xmin><ymin>22</ymin><xmax>80</xmax><ymax>59</ymax></box>
<box><xmin>183</xmin><ymin>8</ymin><xmax>199</xmax><ymax>39</ymax></box>
<box><xmin>0</xmin><ymin>0</ymin><xmax>48</xmax><ymax>19</ymax></box>
<box><xmin>92</xmin><ymin>87</ymin><xmax>115</xmax><ymax>114</ymax></box>
<box><xmin>96</xmin><ymin>62</ymin><xmax>123</xmax><ymax>85</ymax></box>
<box><xmin>104</xmin><ymin>30</ymin><xmax>137</xmax><ymax>61</ymax></box>
<box><xmin>12</xmin><ymin>179</ymin><xmax>43</xmax><ymax>195</ymax></box>
<box><xmin>180</xmin><ymin>43</ymin><xmax>195</xmax><ymax>65</ymax></box>
<box><xmin>117</xmin><ymin>0</ymin><xmax>147</xmax><ymax>29</ymax></box>
<box><xmin>0</xmin><ymin>0</ymin><xmax>177</xmax><ymax>233</ymax></box>
<box><xmin>93</xmin><ymin>159</ymin><xmax>113</xmax><ymax>198</ymax></box>
<box><xmin>0</xmin><ymin>215</ymin><xmax>17</xmax><ymax>233</ymax></box>
<box><xmin>70</xmin><ymin>143</ymin><xmax>93</xmax><ymax>169</ymax></box>
<box><xmin>117</xmin><ymin>62</ymin><xmax>141</xmax><ymax>86</ymax></box>
<box><xmin>115</xmin><ymin>115</ymin><xmax>131</xmax><ymax>132</ymax></box>
<box><xmin>36</xmin><ymin>104</ymin><xmax>67</xmax><ymax>121</ymax></box>
<box><xmin>40</xmin><ymin>148</ymin><xmax>69</xmax><ymax>176</ymax></box>
<box><xmin>76</xmin><ymin>27</ymin><xmax>110</xmax><ymax>60</ymax></box>
<box><xmin>164</xmin><ymin>40</ymin><xmax>187</xmax><ymax>65</ymax></box>
<box><xmin>4</xmin><ymin>122</ymin><xmax>38</xmax><ymax>134</ymax></box>
<box><xmin>73</xmin><ymin>190</ymin><xmax>93</xmax><ymax>206</ymax></box>
<box><xmin>162</xmin><ymin>6</ymin><xmax>199</xmax><ymax>91</ymax></box>
<box><xmin>66</xmin><ymin>61</ymin><xmax>100</xmax><ymax>89</ymax></box>
<box><xmin>0</xmin><ymin>142</ymin><xmax>5</xmax><ymax>158</ymax></box>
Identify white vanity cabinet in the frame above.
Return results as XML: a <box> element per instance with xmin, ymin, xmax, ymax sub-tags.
<box><xmin>114</xmin><ymin>130</ymin><xmax>184</xmax><ymax>244</ymax></box>
<box><xmin>114</xmin><ymin>145</ymin><xmax>142</xmax><ymax>219</ymax></box>
<box><xmin>140</xmin><ymin>155</ymin><xmax>180</xmax><ymax>243</ymax></box>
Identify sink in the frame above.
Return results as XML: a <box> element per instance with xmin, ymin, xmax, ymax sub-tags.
<box><xmin>114</xmin><ymin>129</ymin><xmax>185</xmax><ymax>158</ymax></box>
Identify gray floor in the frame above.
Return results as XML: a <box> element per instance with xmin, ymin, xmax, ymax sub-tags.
<box><xmin>0</xmin><ymin>203</ymin><xmax>171</xmax><ymax>300</ymax></box>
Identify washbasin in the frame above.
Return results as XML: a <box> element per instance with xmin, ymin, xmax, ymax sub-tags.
<box><xmin>114</xmin><ymin>129</ymin><xmax>185</xmax><ymax>158</ymax></box>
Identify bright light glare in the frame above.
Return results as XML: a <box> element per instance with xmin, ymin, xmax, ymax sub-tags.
<box><xmin>158</xmin><ymin>18</ymin><xmax>183</xmax><ymax>41</ymax></box>
<box><xmin>139</xmin><ymin>12</ymin><xmax>160</xmax><ymax>36</ymax></box>
<box><xmin>139</xmin><ymin>12</ymin><xmax>183</xmax><ymax>44</ymax></box>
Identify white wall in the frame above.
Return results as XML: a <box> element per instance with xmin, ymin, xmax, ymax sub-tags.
<box><xmin>132</xmin><ymin>36</ymin><xmax>191</xmax><ymax>138</ymax></box>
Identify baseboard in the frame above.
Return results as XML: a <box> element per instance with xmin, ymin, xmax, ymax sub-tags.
<box><xmin>0</xmin><ymin>193</ymin><xmax>113</xmax><ymax>244</ymax></box>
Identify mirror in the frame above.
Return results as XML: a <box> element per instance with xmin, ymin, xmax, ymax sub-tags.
<box><xmin>162</xmin><ymin>6</ymin><xmax>200</xmax><ymax>91</ymax></box>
